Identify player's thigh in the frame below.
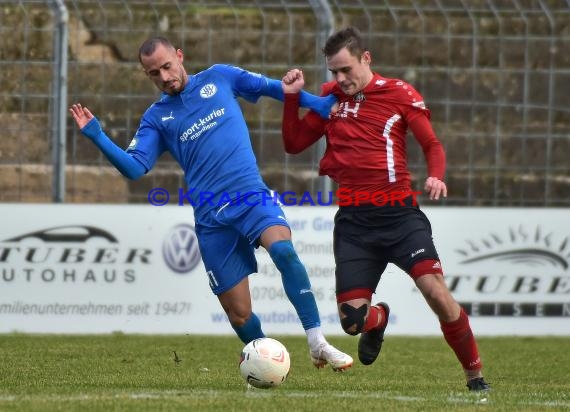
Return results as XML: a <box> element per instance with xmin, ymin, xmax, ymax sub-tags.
<box><xmin>196</xmin><ymin>224</ymin><xmax>257</xmax><ymax>295</ymax></box>
<box><xmin>225</xmin><ymin>192</ymin><xmax>291</xmax><ymax>245</ymax></box>
<box><xmin>390</xmin><ymin>211</ymin><xmax>441</xmax><ymax>275</ymax></box>
<box><xmin>334</xmin><ymin>228</ymin><xmax>386</xmax><ymax>294</ymax></box>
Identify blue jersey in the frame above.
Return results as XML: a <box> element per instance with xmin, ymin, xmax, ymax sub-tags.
<box><xmin>127</xmin><ymin>64</ymin><xmax>271</xmax><ymax>218</ymax></box>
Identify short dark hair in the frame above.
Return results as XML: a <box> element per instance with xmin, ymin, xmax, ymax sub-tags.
<box><xmin>323</xmin><ymin>27</ymin><xmax>368</xmax><ymax>58</ymax></box>
<box><xmin>138</xmin><ymin>37</ymin><xmax>176</xmax><ymax>63</ymax></box>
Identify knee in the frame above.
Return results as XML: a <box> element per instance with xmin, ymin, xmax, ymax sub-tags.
<box><xmin>224</xmin><ymin>306</ymin><xmax>252</xmax><ymax>327</ymax></box>
<box><xmin>339</xmin><ymin>302</ymin><xmax>368</xmax><ymax>335</ymax></box>
<box><xmin>418</xmin><ymin>279</ymin><xmax>459</xmax><ymax>320</ymax></box>
<box><xmin>229</xmin><ymin>312</ymin><xmax>252</xmax><ymax>328</ymax></box>
<box><xmin>423</xmin><ymin>285</ymin><xmax>449</xmax><ymax>306</ymax></box>
<box><xmin>417</xmin><ymin>274</ymin><xmax>450</xmax><ymax>304</ymax></box>
<box><xmin>269</xmin><ymin>240</ymin><xmax>301</xmax><ymax>268</ymax></box>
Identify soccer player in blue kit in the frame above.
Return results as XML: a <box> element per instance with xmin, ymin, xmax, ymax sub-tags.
<box><xmin>69</xmin><ymin>37</ymin><xmax>353</xmax><ymax>371</ymax></box>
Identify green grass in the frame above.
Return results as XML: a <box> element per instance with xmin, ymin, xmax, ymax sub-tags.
<box><xmin>0</xmin><ymin>334</ymin><xmax>568</xmax><ymax>411</ymax></box>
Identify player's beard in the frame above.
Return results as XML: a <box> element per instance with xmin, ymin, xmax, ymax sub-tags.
<box><xmin>340</xmin><ymin>83</ymin><xmax>358</xmax><ymax>96</ymax></box>
<box><xmin>163</xmin><ymin>79</ymin><xmax>182</xmax><ymax>95</ymax></box>
<box><xmin>162</xmin><ymin>67</ymin><xmax>187</xmax><ymax>95</ymax></box>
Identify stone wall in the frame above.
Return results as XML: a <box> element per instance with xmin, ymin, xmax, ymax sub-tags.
<box><xmin>1</xmin><ymin>2</ymin><xmax>568</xmax><ymax>205</ymax></box>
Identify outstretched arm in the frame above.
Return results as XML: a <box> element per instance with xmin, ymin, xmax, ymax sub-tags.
<box><xmin>69</xmin><ymin>104</ymin><xmax>146</xmax><ymax>180</ymax></box>
<box><xmin>281</xmin><ymin>69</ymin><xmax>327</xmax><ymax>154</ymax></box>
<box><xmin>217</xmin><ymin>64</ymin><xmax>336</xmax><ymax>118</ymax></box>
<box><xmin>262</xmin><ymin>78</ymin><xmax>337</xmax><ymax>119</ymax></box>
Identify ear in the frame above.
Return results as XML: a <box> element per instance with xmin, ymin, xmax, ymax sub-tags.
<box><xmin>176</xmin><ymin>48</ymin><xmax>184</xmax><ymax>63</ymax></box>
<box><xmin>362</xmin><ymin>51</ymin><xmax>371</xmax><ymax>65</ymax></box>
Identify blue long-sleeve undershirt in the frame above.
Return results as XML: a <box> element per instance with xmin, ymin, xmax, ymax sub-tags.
<box><xmin>81</xmin><ymin>118</ymin><xmax>146</xmax><ymax>180</ymax></box>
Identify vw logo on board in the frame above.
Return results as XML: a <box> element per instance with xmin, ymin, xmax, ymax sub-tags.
<box><xmin>162</xmin><ymin>224</ymin><xmax>202</xmax><ymax>274</ymax></box>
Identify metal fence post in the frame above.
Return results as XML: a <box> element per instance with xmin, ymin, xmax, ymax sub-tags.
<box><xmin>49</xmin><ymin>0</ymin><xmax>69</xmax><ymax>203</ymax></box>
<box><xmin>308</xmin><ymin>0</ymin><xmax>334</xmax><ymax>194</ymax></box>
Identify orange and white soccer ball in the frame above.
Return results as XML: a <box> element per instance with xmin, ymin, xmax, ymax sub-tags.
<box><xmin>239</xmin><ymin>338</ymin><xmax>290</xmax><ymax>389</ymax></box>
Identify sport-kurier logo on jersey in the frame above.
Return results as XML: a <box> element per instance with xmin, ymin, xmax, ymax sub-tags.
<box><xmin>200</xmin><ymin>83</ymin><xmax>217</xmax><ymax>98</ymax></box>
<box><xmin>162</xmin><ymin>224</ymin><xmax>202</xmax><ymax>274</ymax></box>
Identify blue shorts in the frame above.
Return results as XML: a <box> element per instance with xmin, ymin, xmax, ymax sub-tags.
<box><xmin>195</xmin><ymin>191</ymin><xmax>289</xmax><ymax>295</ymax></box>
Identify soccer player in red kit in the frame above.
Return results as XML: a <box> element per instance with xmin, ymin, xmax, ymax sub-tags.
<box><xmin>281</xmin><ymin>27</ymin><xmax>489</xmax><ymax>392</ymax></box>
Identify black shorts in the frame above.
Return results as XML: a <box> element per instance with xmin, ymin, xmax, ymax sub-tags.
<box><xmin>333</xmin><ymin>196</ymin><xmax>440</xmax><ymax>294</ymax></box>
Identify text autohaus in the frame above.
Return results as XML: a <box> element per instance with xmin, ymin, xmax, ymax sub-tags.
<box><xmin>0</xmin><ymin>239</ymin><xmax>149</xmax><ymax>284</ymax></box>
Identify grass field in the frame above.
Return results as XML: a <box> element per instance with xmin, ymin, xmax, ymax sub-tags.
<box><xmin>0</xmin><ymin>334</ymin><xmax>568</xmax><ymax>411</ymax></box>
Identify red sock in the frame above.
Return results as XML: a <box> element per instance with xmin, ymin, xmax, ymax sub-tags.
<box><xmin>362</xmin><ymin>304</ymin><xmax>387</xmax><ymax>333</ymax></box>
<box><xmin>440</xmin><ymin>309</ymin><xmax>482</xmax><ymax>371</ymax></box>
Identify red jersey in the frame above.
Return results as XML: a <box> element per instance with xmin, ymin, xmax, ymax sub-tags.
<box><xmin>282</xmin><ymin>73</ymin><xmax>446</xmax><ymax>197</ymax></box>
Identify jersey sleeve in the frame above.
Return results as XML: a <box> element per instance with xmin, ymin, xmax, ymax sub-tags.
<box><xmin>409</xmin><ymin>115</ymin><xmax>446</xmax><ymax>179</ymax></box>
<box><xmin>391</xmin><ymin>82</ymin><xmax>446</xmax><ymax>180</ymax></box>
<box><xmin>296</xmin><ymin>81</ymin><xmax>337</xmax><ymax>134</ymax></box>
<box><xmin>126</xmin><ymin>112</ymin><xmax>165</xmax><ymax>172</ymax></box>
<box><xmin>80</xmin><ymin>117</ymin><xmax>146</xmax><ymax>180</ymax></box>
<box><xmin>282</xmin><ymin>94</ymin><xmax>326</xmax><ymax>154</ymax></box>
<box><xmin>211</xmin><ymin>64</ymin><xmax>267</xmax><ymax>103</ymax></box>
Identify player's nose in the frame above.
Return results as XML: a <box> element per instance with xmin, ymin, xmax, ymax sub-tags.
<box><xmin>335</xmin><ymin>72</ymin><xmax>346</xmax><ymax>83</ymax></box>
<box><xmin>160</xmin><ymin>70</ymin><xmax>171</xmax><ymax>83</ymax></box>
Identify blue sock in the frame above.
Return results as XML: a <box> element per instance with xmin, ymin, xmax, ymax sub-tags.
<box><xmin>232</xmin><ymin>313</ymin><xmax>264</xmax><ymax>344</ymax></box>
<box><xmin>269</xmin><ymin>240</ymin><xmax>321</xmax><ymax>330</ymax></box>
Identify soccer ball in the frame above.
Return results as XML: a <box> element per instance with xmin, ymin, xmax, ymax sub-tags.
<box><xmin>239</xmin><ymin>337</ymin><xmax>290</xmax><ymax>389</ymax></box>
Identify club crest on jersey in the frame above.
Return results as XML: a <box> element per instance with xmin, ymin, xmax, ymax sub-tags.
<box><xmin>200</xmin><ymin>83</ymin><xmax>217</xmax><ymax>98</ymax></box>
<box><xmin>353</xmin><ymin>91</ymin><xmax>366</xmax><ymax>102</ymax></box>
<box><xmin>412</xmin><ymin>101</ymin><xmax>427</xmax><ymax>109</ymax></box>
